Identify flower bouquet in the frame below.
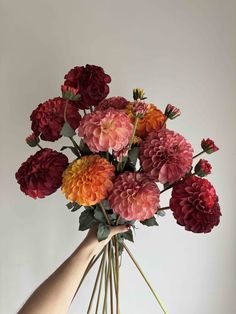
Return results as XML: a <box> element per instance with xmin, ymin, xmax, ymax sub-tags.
<box><xmin>16</xmin><ymin>64</ymin><xmax>221</xmax><ymax>313</ymax></box>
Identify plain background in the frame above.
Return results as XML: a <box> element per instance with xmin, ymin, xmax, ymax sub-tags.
<box><xmin>0</xmin><ymin>0</ymin><xmax>235</xmax><ymax>313</ymax></box>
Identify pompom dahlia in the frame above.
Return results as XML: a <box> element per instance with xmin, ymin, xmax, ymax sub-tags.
<box><xmin>30</xmin><ymin>97</ymin><xmax>81</xmax><ymax>142</ymax></box>
<box><xmin>125</xmin><ymin>103</ymin><xmax>165</xmax><ymax>138</ymax></box>
<box><xmin>15</xmin><ymin>148</ymin><xmax>68</xmax><ymax>199</ymax></box>
<box><xmin>64</xmin><ymin>64</ymin><xmax>111</xmax><ymax>109</ymax></box>
<box><xmin>170</xmin><ymin>176</ymin><xmax>221</xmax><ymax>233</ymax></box>
<box><xmin>140</xmin><ymin>128</ymin><xmax>193</xmax><ymax>184</ymax></box>
<box><xmin>96</xmin><ymin>96</ymin><xmax>128</xmax><ymax>111</ymax></box>
<box><xmin>201</xmin><ymin>138</ymin><xmax>219</xmax><ymax>154</ymax></box>
<box><xmin>61</xmin><ymin>155</ymin><xmax>115</xmax><ymax>206</ymax></box>
<box><xmin>108</xmin><ymin>172</ymin><xmax>160</xmax><ymax>221</ymax></box>
<box><xmin>194</xmin><ymin>159</ymin><xmax>212</xmax><ymax>177</ymax></box>
<box><xmin>78</xmin><ymin>108</ymin><xmax>133</xmax><ymax>153</ymax></box>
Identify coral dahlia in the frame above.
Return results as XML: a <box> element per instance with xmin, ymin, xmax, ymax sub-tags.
<box><xmin>78</xmin><ymin>108</ymin><xmax>133</xmax><ymax>153</ymax></box>
<box><xmin>108</xmin><ymin>172</ymin><xmax>160</xmax><ymax>221</ymax></box>
<box><xmin>125</xmin><ymin>103</ymin><xmax>166</xmax><ymax>138</ymax></box>
<box><xmin>61</xmin><ymin>155</ymin><xmax>115</xmax><ymax>206</ymax></box>
<box><xmin>139</xmin><ymin>128</ymin><xmax>193</xmax><ymax>184</ymax></box>
<box><xmin>30</xmin><ymin>97</ymin><xmax>81</xmax><ymax>142</ymax></box>
<box><xmin>15</xmin><ymin>148</ymin><xmax>68</xmax><ymax>198</ymax></box>
<box><xmin>169</xmin><ymin>175</ymin><xmax>221</xmax><ymax>233</ymax></box>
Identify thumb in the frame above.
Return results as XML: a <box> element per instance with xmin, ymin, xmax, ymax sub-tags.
<box><xmin>109</xmin><ymin>225</ymin><xmax>130</xmax><ymax>238</ymax></box>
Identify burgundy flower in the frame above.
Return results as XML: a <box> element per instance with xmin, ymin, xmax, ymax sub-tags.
<box><xmin>201</xmin><ymin>138</ymin><xmax>219</xmax><ymax>154</ymax></box>
<box><xmin>26</xmin><ymin>133</ymin><xmax>39</xmax><ymax>147</ymax></box>
<box><xmin>170</xmin><ymin>175</ymin><xmax>221</xmax><ymax>233</ymax></box>
<box><xmin>132</xmin><ymin>101</ymin><xmax>149</xmax><ymax>118</ymax></box>
<box><xmin>96</xmin><ymin>96</ymin><xmax>128</xmax><ymax>111</ymax></box>
<box><xmin>194</xmin><ymin>159</ymin><xmax>212</xmax><ymax>177</ymax></box>
<box><xmin>30</xmin><ymin>97</ymin><xmax>81</xmax><ymax>142</ymax></box>
<box><xmin>64</xmin><ymin>64</ymin><xmax>111</xmax><ymax>109</ymax></box>
<box><xmin>15</xmin><ymin>148</ymin><xmax>68</xmax><ymax>199</ymax></box>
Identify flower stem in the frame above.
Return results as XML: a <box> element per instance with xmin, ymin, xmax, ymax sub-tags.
<box><xmin>109</xmin><ymin>242</ymin><xmax>114</xmax><ymax>314</ymax></box>
<box><xmin>193</xmin><ymin>151</ymin><xmax>204</xmax><ymax>159</ymax></box>
<box><xmin>95</xmin><ymin>249</ymin><xmax>106</xmax><ymax>314</ymax></box>
<box><xmin>36</xmin><ymin>143</ymin><xmax>43</xmax><ymax>150</ymax></box>
<box><xmin>114</xmin><ymin>236</ymin><xmax>120</xmax><ymax>314</ymax></box>
<box><xmin>161</xmin><ymin>116</ymin><xmax>168</xmax><ymax>128</ymax></box>
<box><xmin>128</xmin><ymin>117</ymin><xmax>139</xmax><ymax>151</ymax></box>
<box><xmin>89</xmin><ymin>105</ymin><xmax>93</xmax><ymax>113</ymax></box>
<box><xmin>69</xmin><ymin>136</ymin><xmax>81</xmax><ymax>157</ymax></box>
<box><xmin>159</xmin><ymin>206</ymin><xmax>170</xmax><ymax>210</ymax></box>
<box><xmin>83</xmin><ymin>109</ymin><xmax>87</xmax><ymax>115</ymax></box>
<box><xmin>123</xmin><ymin>243</ymin><xmax>168</xmax><ymax>314</ymax></box>
<box><xmin>87</xmin><ymin>250</ymin><xmax>106</xmax><ymax>313</ymax></box>
<box><xmin>99</xmin><ymin>202</ymin><xmax>111</xmax><ymax>225</ymax></box>
<box><xmin>102</xmin><ymin>246</ymin><xmax>110</xmax><ymax>314</ymax></box>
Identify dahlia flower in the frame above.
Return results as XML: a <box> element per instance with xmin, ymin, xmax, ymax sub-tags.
<box><xmin>30</xmin><ymin>97</ymin><xmax>81</xmax><ymax>142</ymax></box>
<box><xmin>194</xmin><ymin>159</ymin><xmax>212</xmax><ymax>177</ymax></box>
<box><xmin>78</xmin><ymin>108</ymin><xmax>133</xmax><ymax>153</ymax></box>
<box><xmin>108</xmin><ymin>172</ymin><xmax>160</xmax><ymax>221</ymax></box>
<box><xmin>125</xmin><ymin>103</ymin><xmax>165</xmax><ymax>138</ymax></box>
<box><xmin>132</xmin><ymin>101</ymin><xmax>149</xmax><ymax>118</ymax></box>
<box><xmin>61</xmin><ymin>155</ymin><xmax>115</xmax><ymax>206</ymax></box>
<box><xmin>15</xmin><ymin>148</ymin><xmax>68</xmax><ymax>198</ymax></box>
<box><xmin>64</xmin><ymin>64</ymin><xmax>111</xmax><ymax>109</ymax></box>
<box><xmin>201</xmin><ymin>138</ymin><xmax>219</xmax><ymax>154</ymax></box>
<box><xmin>169</xmin><ymin>175</ymin><xmax>221</xmax><ymax>233</ymax></box>
<box><xmin>139</xmin><ymin>128</ymin><xmax>193</xmax><ymax>184</ymax></box>
<box><xmin>61</xmin><ymin>84</ymin><xmax>80</xmax><ymax>101</ymax></box>
<box><xmin>96</xmin><ymin>96</ymin><xmax>128</xmax><ymax>111</ymax></box>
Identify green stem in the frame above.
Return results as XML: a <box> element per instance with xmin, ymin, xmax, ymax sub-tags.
<box><xmin>102</xmin><ymin>246</ymin><xmax>110</xmax><ymax>314</ymax></box>
<box><xmin>36</xmin><ymin>143</ymin><xmax>43</xmax><ymax>150</ymax></box>
<box><xmin>123</xmin><ymin>243</ymin><xmax>168</xmax><ymax>314</ymax></box>
<box><xmin>159</xmin><ymin>206</ymin><xmax>170</xmax><ymax>211</ymax></box>
<box><xmin>99</xmin><ymin>202</ymin><xmax>110</xmax><ymax>225</ymax></box>
<box><xmin>69</xmin><ymin>136</ymin><xmax>81</xmax><ymax>157</ymax></box>
<box><xmin>128</xmin><ymin>117</ymin><xmax>139</xmax><ymax>150</ymax></box>
<box><xmin>95</xmin><ymin>248</ymin><xmax>107</xmax><ymax>314</ymax></box>
<box><xmin>115</xmin><ymin>236</ymin><xmax>120</xmax><ymax>314</ymax></box>
<box><xmin>87</xmin><ymin>251</ymin><xmax>106</xmax><ymax>313</ymax></box>
<box><xmin>109</xmin><ymin>242</ymin><xmax>114</xmax><ymax>314</ymax></box>
<box><xmin>193</xmin><ymin>151</ymin><xmax>204</xmax><ymax>159</ymax></box>
<box><xmin>161</xmin><ymin>116</ymin><xmax>168</xmax><ymax>128</ymax></box>
<box><xmin>83</xmin><ymin>109</ymin><xmax>87</xmax><ymax>115</ymax></box>
<box><xmin>89</xmin><ymin>105</ymin><xmax>93</xmax><ymax>113</ymax></box>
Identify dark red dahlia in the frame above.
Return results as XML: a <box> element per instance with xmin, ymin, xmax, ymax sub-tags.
<box><xmin>64</xmin><ymin>64</ymin><xmax>111</xmax><ymax>109</ymax></box>
<box><xmin>30</xmin><ymin>97</ymin><xmax>81</xmax><ymax>142</ymax></box>
<box><xmin>15</xmin><ymin>148</ymin><xmax>68</xmax><ymax>199</ymax></box>
<box><xmin>169</xmin><ymin>175</ymin><xmax>221</xmax><ymax>233</ymax></box>
<box><xmin>201</xmin><ymin>138</ymin><xmax>219</xmax><ymax>154</ymax></box>
<box><xmin>194</xmin><ymin>159</ymin><xmax>212</xmax><ymax>177</ymax></box>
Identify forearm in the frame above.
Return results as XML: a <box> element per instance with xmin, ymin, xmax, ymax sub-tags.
<box><xmin>18</xmin><ymin>242</ymin><xmax>96</xmax><ymax>314</ymax></box>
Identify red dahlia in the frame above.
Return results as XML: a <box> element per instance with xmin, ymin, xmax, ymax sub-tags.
<box><xmin>64</xmin><ymin>64</ymin><xmax>111</xmax><ymax>109</ymax></box>
<box><xmin>30</xmin><ymin>97</ymin><xmax>81</xmax><ymax>142</ymax></box>
<box><xmin>169</xmin><ymin>175</ymin><xmax>221</xmax><ymax>233</ymax></box>
<box><xmin>15</xmin><ymin>148</ymin><xmax>68</xmax><ymax>199</ymax></box>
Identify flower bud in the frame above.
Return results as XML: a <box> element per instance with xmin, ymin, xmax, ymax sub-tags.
<box><xmin>201</xmin><ymin>138</ymin><xmax>219</xmax><ymax>154</ymax></box>
<box><xmin>133</xmin><ymin>88</ymin><xmax>146</xmax><ymax>101</ymax></box>
<box><xmin>26</xmin><ymin>133</ymin><xmax>40</xmax><ymax>147</ymax></box>
<box><xmin>194</xmin><ymin>159</ymin><xmax>212</xmax><ymax>177</ymax></box>
<box><xmin>61</xmin><ymin>85</ymin><xmax>80</xmax><ymax>101</ymax></box>
<box><xmin>164</xmin><ymin>104</ymin><xmax>181</xmax><ymax>120</ymax></box>
<box><xmin>132</xmin><ymin>101</ymin><xmax>149</xmax><ymax>118</ymax></box>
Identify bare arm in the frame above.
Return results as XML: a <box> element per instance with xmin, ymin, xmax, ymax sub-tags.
<box><xmin>18</xmin><ymin>224</ymin><xmax>128</xmax><ymax>314</ymax></box>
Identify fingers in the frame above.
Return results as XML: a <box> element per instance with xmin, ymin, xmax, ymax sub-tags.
<box><xmin>109</xmin><ymin>224</ymin><xmax>130</xmax><ymax>238</ymax></box>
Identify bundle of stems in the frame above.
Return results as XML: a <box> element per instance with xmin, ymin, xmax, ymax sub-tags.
<box><xmin>76</xmin><ymin>209</ymin><xmax>168</xmax><ymax>314</ymax></box>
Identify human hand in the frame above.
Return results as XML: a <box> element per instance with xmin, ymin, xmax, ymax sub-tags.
<box><xmin>80</xmin><ymin>223</ymin><xmax>130</xmax><ymax>257</ymax></box>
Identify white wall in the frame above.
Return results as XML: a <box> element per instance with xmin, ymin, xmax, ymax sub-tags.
<box><xmin>1</xmin><ymin>0</ymin><xmax>235</xmax><ymax>313</ymax></box>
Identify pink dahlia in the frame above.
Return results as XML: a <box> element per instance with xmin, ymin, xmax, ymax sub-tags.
<box><xmin>15</xmin><ymin>148</ymin><xmax>68</xmax><ymax>199</ymax></box>
<box><xmin>64</xmin><ymin>64</ymin><xmax>111</xmax><ymax>109</ymax></box>
<box><xmin>30</xmin><ymin>97</ymin><xmax>81</xmax><ymax>142</ymax></box>
<box><xmin>132</xmin><ymin>101</ymin><xmax>149</xmax><ymax>118</ymax></box>
<box><xmin>169</xmin><ymin>175</ymin><xmax>221</xmax><ymax>233</ymax></box>
<box><xmin>139</xmin><ymin>128</ymin><xmax>193</xmax><ymax>184</ymax></box>
<box><xmin>96</xmin><ymin>96</ymin><xmax>128</xmax><ymax>111</ymax></box>
<box><xmin>201</xmin><ymin>138</ymin><xmax>219</xmax><ymax>154</ymax></box>
<box><xmin>78</xmin><ymin>108</ymin><xmax>133</xmax><ymax>152</ymax></box>
<box><xmin>108</xmin><ymin>172</ymin><xmax>160</xmax><ymax>221</ymax></box>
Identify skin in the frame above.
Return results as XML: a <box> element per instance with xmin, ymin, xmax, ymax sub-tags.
<box><xmin>18</xmin><ymin>224</ymin><xmax>128</xmax><ymax>314</ymax></box>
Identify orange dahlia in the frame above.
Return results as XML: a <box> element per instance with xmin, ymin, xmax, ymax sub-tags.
<box><xmin>61</xmin><ymin>155</ymin><xmax>115</xmax><ymax>206</ymax></box>
<box><xmin>124</xmin><ymin>102</ymin><xmax>166</xmax><ymax>138</ymax></box>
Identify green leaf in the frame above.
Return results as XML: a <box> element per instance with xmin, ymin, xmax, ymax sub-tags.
<box><xmin>79</xmin><ymin>208</ymin><xmax>96</xmax><ymax>231</ymax></box>
<box><xmin>60</xmin><ymin>146</ymin><xmax>80</xmax><ymax>157</ymax></box>
<box><xmin>157</xmin><ymin>210</ymin><xmax>166</xmax><ymax>217</ymax></box>
<box><xmin>97</xmin><ymin>222</ymin><xmax>110</xmax><ymax>242</ymax></box>
<box><xmin>118</xmin><ymin>229</ymin><xmax>134</xmax><ymax>243</ymax></box>
<box><xmin>140</xmin><ymin>216</ymin><xmax>159</xmax><ymax>227</ymax></box>
<box><xmin>60</xmin><ymin>121</ymin><xmax>76</xmax><ymax>138</ymax></box>
<box><xmin>118</xmin><ymin>241</ymin><xmax>124</xmax><ymax>256</ymax></box>
<box><xmin>79</xmin><ymin>139</ymin><xmax>92</xmax><ymax>155</ymax></box>
<box><xmin>94</xmin><ymin>206</ymin><xmax>106</xmax><ymax>223</ymax></box>
<box><xmin>66</xmin><ymin>202</ymin><xmax>81</xmax><ymax>212</ymax></box>
<box><xmin>128</xmin><ymin>146</ymin><xmax>139</xmax><ymax>165</ymax></box>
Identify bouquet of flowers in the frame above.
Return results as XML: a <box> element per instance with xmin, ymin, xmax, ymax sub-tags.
<box><xmin>15</xmin><ymin>64</ymin><xmax>221</xmax><ymax>313</ymax></box>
